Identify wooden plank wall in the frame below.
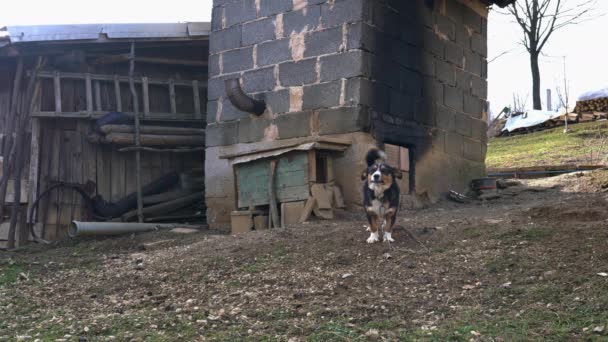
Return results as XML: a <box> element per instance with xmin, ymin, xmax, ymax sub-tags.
<box><xmin>237</xmin><ymin>152</ymin><xmax>309</xmax><ymax>208</ymax></box>
<box><xmin>37</xmin><ymin>117</ymin><xmax>203</xmax><ymax>240</ymax></box>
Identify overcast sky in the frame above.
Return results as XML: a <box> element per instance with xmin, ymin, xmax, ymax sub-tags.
<box><xmin>1</xmin><ymin>0</ymin><xmax>606</xmax><ymax>117</ymax></box>
<box><xmin>488</xmin><ymin>2</ymin><xmax>608</xmax><ymax>115</ymax></box>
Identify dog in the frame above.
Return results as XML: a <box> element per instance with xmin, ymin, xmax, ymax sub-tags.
<box><xmin>361</xmin><ymin>148</ymin><xmax>402</xmax><ymax>243</ymax></box>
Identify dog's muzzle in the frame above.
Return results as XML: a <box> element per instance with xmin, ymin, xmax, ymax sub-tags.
<box><xmin>372</xmin><ymin>171</ymin><xmax>383</xmax><ymax>183</ymax></box>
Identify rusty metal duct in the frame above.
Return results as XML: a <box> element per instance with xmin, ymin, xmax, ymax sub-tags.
<box><xmin>224</xmin><ymin>78</ymin><xmax>266</xmax><ymax>116</ymax></box>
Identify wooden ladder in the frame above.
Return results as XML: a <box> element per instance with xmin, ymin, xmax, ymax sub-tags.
<box><xmin>32</xmin><ymin>70</ymin><xmax>206</xmax><ymax>120</ymax></box>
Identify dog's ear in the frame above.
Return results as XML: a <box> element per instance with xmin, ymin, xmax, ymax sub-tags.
<box><xmin>394</xmin><ymin>169</ymin><xmax>403</xmax><ymax>179</ymax></box>
<box><xmin>361</xmin><ymin>169</ymin><xmax>368</xmax><ymax>181</ymax></box>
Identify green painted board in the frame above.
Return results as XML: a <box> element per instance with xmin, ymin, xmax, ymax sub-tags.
<box><xmin>237</xmin><ymin>152</ymin><xmax>310</xmax><ymax>208</ymax></box>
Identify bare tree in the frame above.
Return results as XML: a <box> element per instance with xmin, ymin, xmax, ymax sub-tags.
<box><xmin>512</xmin><ymin>93</ymin><xmax>529</xmax><ymax>113</ymax></box>
<box><xmin>556</xmin><ymin>56</ymin><xmax>572</xmax><ymax>131</ymax></box>
<box><xmin>508</xmin><ymin>0</ymin><xmax>597</xmax><ymax>110</ymax></box>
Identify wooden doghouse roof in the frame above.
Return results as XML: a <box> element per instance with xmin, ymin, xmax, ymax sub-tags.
<box><xmin>220</xmin><ymin>137</ymin><xmax>351</xmax><ymax>165</ymax></box>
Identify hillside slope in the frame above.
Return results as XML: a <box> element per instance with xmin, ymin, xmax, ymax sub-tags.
<box><xmin>487</xmin><ymin>121</ymin><xmax>608</xmax><ymax>169</ymax></box>
<box><xmin>2</xmin><ymin>175</ymin><xmax>608</xmax><ymax>340</ymax></box>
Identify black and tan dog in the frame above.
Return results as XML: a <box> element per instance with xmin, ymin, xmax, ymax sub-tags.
<box><xmin>361</xmin><ymin>148</ymin><xmax>402</xmax><ymax>243</ymax></box>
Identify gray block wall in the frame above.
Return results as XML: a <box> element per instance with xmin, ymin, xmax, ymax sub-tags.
<box><xmin>207</xmin><ymin>0</ymin><xmax>375</xmax><ymax>146</ymax></box>
<box><xmin>206</xmin><ymin>0</ymin><xmax>489</xmax><ymax>228</ymax></box>
<box><xmin>360</xmin><ymin>0</ymin><xmax>488</xmax><ymax>197</ymax></box>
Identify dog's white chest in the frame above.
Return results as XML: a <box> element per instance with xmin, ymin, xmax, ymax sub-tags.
<box><xmin>368</xmin><ymin>199</ymin><xmax>384</xmax><ymax>216</ymax></box>
<box><xmin>368</xmin><ymin>182</ymin><xmax>389</xmax><ymax>199</ymax></box>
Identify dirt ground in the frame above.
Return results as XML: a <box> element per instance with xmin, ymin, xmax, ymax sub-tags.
<box><xmin>2</xmin><ymin>171</ymin><xmax>608</xmax><ymax>341</ymax></box>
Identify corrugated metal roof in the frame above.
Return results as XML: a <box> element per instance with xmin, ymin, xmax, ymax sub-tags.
<box><xmin>1</xmin><ymin>22</ymin><xmax>210</xmax><ymax>44</ymax></box>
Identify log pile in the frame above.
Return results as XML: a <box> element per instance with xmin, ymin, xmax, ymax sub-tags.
<box><xmin>95</xmin><ymin>170</ymin><xmax>205</xmax><ymax>223</ymax></box>
<box><xmin>574</xmin><ymin>97</ymin><xmax>608</xmax><ymax>114</ymax></box>
<box><xmin>89</xmin><ymin>124</ymin><xmax>205</xmax><ymax>147</ymax></box>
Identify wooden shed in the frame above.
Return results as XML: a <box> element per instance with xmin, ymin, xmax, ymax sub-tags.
<box><xmin>0</xmin><ymin>23</ymin><xmax>209</xmax><ymax>247</ymax></box>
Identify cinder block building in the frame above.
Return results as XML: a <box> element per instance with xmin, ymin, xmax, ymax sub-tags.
<box><xmin>205</xmin><ymin>0</ymin><xmax>514</xmax><ymax>228</ymax></box>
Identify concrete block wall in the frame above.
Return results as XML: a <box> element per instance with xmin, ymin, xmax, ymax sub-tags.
<box><xmin>206</xmin><ymin>0</ymin><xmax>379</xmax><ymax>227</ymax></box>
<box><xmin>360</xmin><ymin>0</ymin><xmax>489</xmax><ymax>199</ymax></box>
<box><xmin>205</xmin><ymin>0</ymin><xmax>490</xmax><ymax>227</ymax></box>
<box><xmin>207</xmin><ymin>0</ymin><xmax>376</xmax><ymax>146</ymax></box>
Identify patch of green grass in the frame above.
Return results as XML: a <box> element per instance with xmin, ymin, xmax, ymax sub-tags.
<box><xmin>487</xmin><ymin>121</ymin><xmax>608</xmax><ymax>169</ymax></box>
<box><xmin>530</xmin><ymin>284</ymin><xmax>565</xmax><ymax>304</ymax></box>
<box><xmin>242</xmin><ymin>260</ymin><xmax>265</xmax><ymax>274</ymax></box>
<box><xmin>463</xmin><ymin>226</ymin><xmax>484</xmax><ymax>239</ymax></box>
<box><xmin>399</xmin><ymin>305</ymin><xmax>608</xmax><ymax>342</ymax></box>
<box><xmin>363</xmin><ymin>319</ymin><xmax>400</xmax><ymax>331</ymax></box>
<box><xmin>0</xmin><ymin>262</ymin><xmax>24</xmax><ymax>286</ymax></box>
<box><xmin>522</xmin><ymin>227</ymin><xmax>553</xmax><ymax>241</ymax></box>
<box><xmin>307</xmin><ymin>322</ymin><xmax>364</xmax><ymax>342</ymax></box>
<box><xmin>274</xmin><ymin>242</ymin><xmax>288</xmax><ymax>257</ymax></box>
<box><xmin>37</xmin><ymin>324</ymin><xmax>68</xmax><ymax>340</ymax></box>
<box><xmin>227</xmin><ymin>279</ymin><xmax>242</xmax><ymax>287</ymax></box>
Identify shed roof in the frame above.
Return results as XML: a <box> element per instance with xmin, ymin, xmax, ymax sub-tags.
<box><xmin>0</xmin><ymin>22</ymin><xmax>210</xmax><ymax>47</ymax></box>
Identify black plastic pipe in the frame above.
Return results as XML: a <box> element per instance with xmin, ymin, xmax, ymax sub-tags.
<box><xmin>224</xmin><ymin>78</ymin><xmax>266</xmax><ymax>115</ymax></box>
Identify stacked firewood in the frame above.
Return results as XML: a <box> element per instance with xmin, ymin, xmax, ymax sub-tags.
<box><xmin>574</xmin><ymin>97</ymin><xmax>608</xmax><ymax>114</ymax></box>
<box><xmin>90</xmin><ymin>124</ymin><xmax>205</xmax><ymax>147</ymax></box>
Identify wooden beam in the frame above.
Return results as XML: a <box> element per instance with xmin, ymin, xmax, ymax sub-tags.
<box><xmin>128</xmin><ymin>42</ymin><xmax>144</xmax><ymax>223</ymax></box>
<box><xmin>0</xmin><ymin>58</ymin><xmax>24</xmax><ymax>223</ymax></box>
<box><xmin>114</xmin><ymin>75</ymin><xmax>122</xmax><ymax>112</ymax></box>
<box><xmin>53</xmin><ymin>71</ymin><xmax>62</xmax><ymax>113</ymax></box>
<box><xmin>26</xmin><ymin>118</ymin><xmax>41</xmax><ymax>224</ymax></box>
<box><xmin>99</xmin><ymin>124</ymin><xmax>205</xmax><ymax>136</ymax></box>
<box><xmin>102</xmin><ymin>133</ymin><xmax>204</xmax><ymax>146</ymax></box>
<box><xmin>85</xmin><ymin>73</ymin><xmax>93</xmax><ymax>114</ymax></box>
<box><xmin>268</xmin><ymin>159</ymin><xmax>280</xmax><ymax>228</ymax></box>
<box><xmin>34</xmin><ymin>70</ymin><xmax>206</xmax><ymax>87</ymax></box>
<box><xmin>31</xmin><ymin>110</ymin><xmax>199</xmax><ymax>120</ymax></box>
<box><xmin>121</xmin><ymin>192</ymin><xmax>204</xmax><ymax>222</ymax></box>
<box><xmin>118</xmin><ymin>146</ymin><xmax>205</xmax><ymax>153</ymax></box>
<box><xmin>142</xmin><ymin>77</ymin><xmax>150</xmax><ymax>118</ymax></box>
<box><xmin>94</xmin><ymin>81</ymin><xmax>102</xmax><ymax>112</ymax></box>
<box><xmin>192</xmin><ymin>80</ymin><xmax>201</xmax><ymax>119</ymax></box>
<box><xmin>92</xmin><ymin>54</ymin><xmax>208</xmax><ymax>67</ymax></box>
<box><xmin>169</xmin><ymin>79</ymin><xmax>177</xmax><ymax>117</ymax></box>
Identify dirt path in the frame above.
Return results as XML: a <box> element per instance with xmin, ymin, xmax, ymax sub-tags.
<box><xmin>2</xmin><ymin>172</ymin><xmax>608</xmax><ymax>341</ymax></box>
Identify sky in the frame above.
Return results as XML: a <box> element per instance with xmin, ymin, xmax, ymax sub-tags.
<box><xmin>0</xmin><ymin>0</ymin><xmax>606</xmax><ymax>117</ymax></box>
<box><xmin>488</xmin><ymin>1</ymin><xmax>608</xmax><ymax>116</ymax></box>
<box><xmin>0</xmin><ymin>0</ymin><xmax>213</xmax><ymax>25</ymax></box>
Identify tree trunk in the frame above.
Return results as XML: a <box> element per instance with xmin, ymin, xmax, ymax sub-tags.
<box><xmin>530</xmin><ymin>52</ymin><xmax>542</xmax><ymax>110</ymax></box>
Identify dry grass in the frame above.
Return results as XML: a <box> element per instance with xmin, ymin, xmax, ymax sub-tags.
<box><xmin>487</xmin><ymin>121</ymin><xmax>608</xmax><ymax>169</ymax></box>
<box><xmin>2</xmin><ymin>175</ymin><xmax>608</xmax><ymax>341</ymax></box>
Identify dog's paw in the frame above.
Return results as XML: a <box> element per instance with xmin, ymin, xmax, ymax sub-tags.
<box><xmin>366</xmin><ymin>232</ymin><xmax>379</xmax><ymax>243</ymax></box>
<box><xmin>383</xmin><ymin>232</ymin><xmax>395</xmax><ymax>243</ymax></box>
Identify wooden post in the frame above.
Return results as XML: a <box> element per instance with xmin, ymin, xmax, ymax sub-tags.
<box><xmin>85</xmin><ymin>73</ymin><xmax>93</xmax><ymax>114</ymax></box>
<box><xmin>192</xmin><ymin>80</ymin><xmax>201</xmax><ymax>119</ymax></box>
<box><xmin>26</xmin><ymin>118</ymin><xmax>41</xmax><ymax>224</ymax></box>
<box><xmin>8</xmin><ymin>57</ymin><xmax>44</xmax><ymax>248</ymax></box>
<box><xmin>268</xmin><ymin>159</ymin><xmax>280</xmax><ymax>228</ymax></box>
<box><xmin>94</xmin><ymin>80</ymin><xmax>102</xmax><ymax>112</ymax></box>
<box><xmin>0</xmin><ymin>58</ymin><xmax>23</xmax><ymax>224</ymax></box>
<box><xmin>169</xmin><ymin>79</ymin><xmax>176</xmax><ymax>118</ymax></box>
<box><xmin>142</xmin><ymin>77</ymin><xmax>150</xmax><ymax>118</ymax></box>
<box><xmin>114</xmin><ymin>75</ymin><xmax>122</xmax><ymax>112</ymax></box>
<box><xmin>54</xmin><ymin>71</ymin><xmax>62</xmax><ymax>113</ymax></box>
<box><xmin>129</xmin><ymin>42</ymin><xmax>144</xmax><ymax>223</ymax></box>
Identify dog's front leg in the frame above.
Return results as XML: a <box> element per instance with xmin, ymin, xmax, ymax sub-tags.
<box><xmin>383</xmin><ymin>208</ymin><xmax>397</xmax><ymax>242</ymax></box>
<box><xmin>366</xmin><ymin>214</ymin><xmax>380</xmax><ymax>243</ymax></box>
